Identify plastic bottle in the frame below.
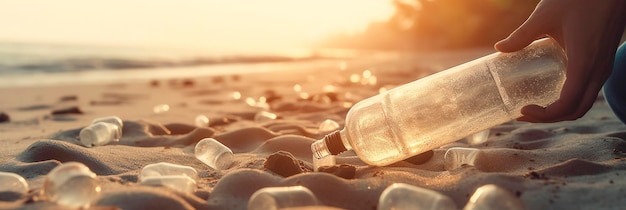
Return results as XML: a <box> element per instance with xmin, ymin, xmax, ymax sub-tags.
<box><xmin>139</xmin><ymin>162</ymin><xmax>198</xmax><ymax>193</ymax></box>
<box><xmin>248</xmin><ymin>186</ymin><xmax>318</xmax><ymax>210</ymax></box>
<box><xmin>195</xmin><ymin>138</ymin><xmax>234</xmax><ymax>170</ymax></box>
<box><xmin>0</xmin><ymin>172</ymin><xmax>29</xmax><ymax>200</ymax></box>
<box><xmin>42</xmin><ymin>162</ymin><xmax>101</xmax><ymax>208</ymax></box>
<box><xmin>311</xmin><ymin>38</ymin><xmax>566</xmax><ymax>166</ymax></box>
<box><xmin>378</xmin><ymin>183</ymin><xmax>456</xmax><ymax>210</ymax></box>
<box><xmin>464</xmin><ymin>184</ymin><xmax>524</xmax><ymax>210</ymax></box>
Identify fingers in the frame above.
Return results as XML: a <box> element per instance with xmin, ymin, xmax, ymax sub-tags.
<box><xmin>515</xmin><ymin>29</ymin><xmax>589</xmax><ymax>122</ymax></box>
<box><xmin>510</xmin><ymin>0</ymin><xmax>626</xmax><ymax>123</ymax></box>
<box><xmin>517</xmin><ymin>87</ymin><xmax>599</xmax><ymax>123</ymax></box>
<box><xmin>517</xmin><ymin>36</ymin><xmax>612</xmax><ymax>123</ymax></box>
<box><xmin>495</xmin><ymin>29</ymin><xmax>540</xmax><ymax>53</ymax></box>
<box><xmin>494</xmin><ymin>0</ymin><xmax>565</xmax><ymax>53</ymax></box>
<box><xmin>495</xmin><ymin>9</ymin><xmax>549</xmax><ymax>52</ymax></box>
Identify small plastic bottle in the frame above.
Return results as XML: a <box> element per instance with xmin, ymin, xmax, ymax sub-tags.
<box><xmin>312</xmin><ymin>38</ymin><xmax>566</xmax><ymax>166</ymax></box>
<box><xmin>78</xmin><ymin>116</ymin><xmax>123</xmax><ymax>147</ymax></box>
<box><xmin>91</xmin><ymin>116</ymin><xmax>123</xmax><ymax>137</ymax></box>
<box><xmin>195</xmin><ymin>114</ymin><xmax>210</xmax><ymax>127</ymax></box>
<box><xmin>0</xmin><ymin>172</ymin><xmax>29</xmax><ymax>200</ymax></box>
<box><xmin>139</xmin><ymin>162</ymin><xmax>199</xmax><ymax>193</ymax></box>
<box><xmin>464</xmin><ymin>184</ymin><xmax>525</xmax><ymax>210</ymax></box>
<box><xmin>378</xmin><ymin>183</ymin><xmax>456</xmax><ymax>210</ymax></box>
<box><xmin>79</xmin><ymin>122</ymin><xmax>120</xmax><ymax>147</ymax></box>
<box><xmin>42</xmin><ymin>162</ymin><xmax>101</xmax><ymax>209</ymax></box>
<box><xmin>248</xmin><ymin>186</ymin><xmax>318</xmax><ymax>210</ymax></box>
<box><xmin>443</xmin><ymin>147</ymin><xmax>482</xmax><ymax>170</ymax></box>
<box><xmin>194</xmin><ymin>138</ymin><xmax>234</xmax><ymax>170</ymax></box>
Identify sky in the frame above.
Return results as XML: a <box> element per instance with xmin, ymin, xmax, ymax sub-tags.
<box><xmin>0</xmin><ymin>0</ymin><xmax>395</xmax><ymax>53</ymax></box>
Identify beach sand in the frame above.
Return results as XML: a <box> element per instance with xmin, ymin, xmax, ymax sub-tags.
<box><xmin>1</xmin><ymin>50</ymin><xmax>625</xmax><ymax>210</ymax></box>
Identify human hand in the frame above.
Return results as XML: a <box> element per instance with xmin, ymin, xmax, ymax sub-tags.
<box><xmin>495</xmin><ymin>0</ymin><xmax>626</xmax><ymax>123</ymax></box>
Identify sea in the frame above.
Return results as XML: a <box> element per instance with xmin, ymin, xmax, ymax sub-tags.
<box><xmin>0</xmin><ymin>42</ymin><xmax>387</xmax><ymax>88</ymax></box>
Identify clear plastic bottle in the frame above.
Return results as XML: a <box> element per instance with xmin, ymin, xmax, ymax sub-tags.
<box><xmin>312</xmin><ymin>38</ymin><xmax>566</xmax><ymax>166</ymax></box>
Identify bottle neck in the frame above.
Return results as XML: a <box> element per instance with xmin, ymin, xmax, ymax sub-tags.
<box><xmin>311</xmin><ymin>130</ymin><xmax>348</xmax><ymax>159</ymax></box>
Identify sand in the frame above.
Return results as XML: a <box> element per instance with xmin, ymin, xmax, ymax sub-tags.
<box><xmin>1</xmin><ymin>50</ymin><xmax>625</xmax><ymax>210</ymax></box>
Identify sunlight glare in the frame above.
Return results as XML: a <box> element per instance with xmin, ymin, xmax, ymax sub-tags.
<box><xmin>0</xmin><ymin>0</ymin><xmax>395</xmax><ymax>53</ymax></box>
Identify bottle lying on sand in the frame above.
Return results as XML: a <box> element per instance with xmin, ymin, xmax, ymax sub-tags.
<box><xmin>311</xmin><ymin>38</ymin><xmax>567</xmax><ymax>166</ymax></box>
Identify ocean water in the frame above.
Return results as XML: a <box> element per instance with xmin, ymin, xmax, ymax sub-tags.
<box><xmin>0</xmin><ymin>42</ymin><xmax>371</xmax><ymax>88</ymax></box>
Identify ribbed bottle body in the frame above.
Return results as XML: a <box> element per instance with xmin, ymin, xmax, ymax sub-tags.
<box><xmin>342</xmin><ymin>39</ymin><xmax>566</xmax><ymax>166</ymax></box>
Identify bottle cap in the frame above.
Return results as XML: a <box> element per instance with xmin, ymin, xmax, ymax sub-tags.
<box><xmin>324</xmin><ymin>130</ymin><xmax>347</xmax><ymax>155</ymax></box>
<box><xmin>312</xmin><ymin>130</ymin><xmax>347</xmax><ymax>159</ymax></box>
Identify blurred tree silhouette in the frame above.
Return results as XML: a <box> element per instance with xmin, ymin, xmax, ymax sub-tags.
<box><xmin>321</xmin><ymin>0</ymin><xmax>540</xmax><ymax>50</ymax></box>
